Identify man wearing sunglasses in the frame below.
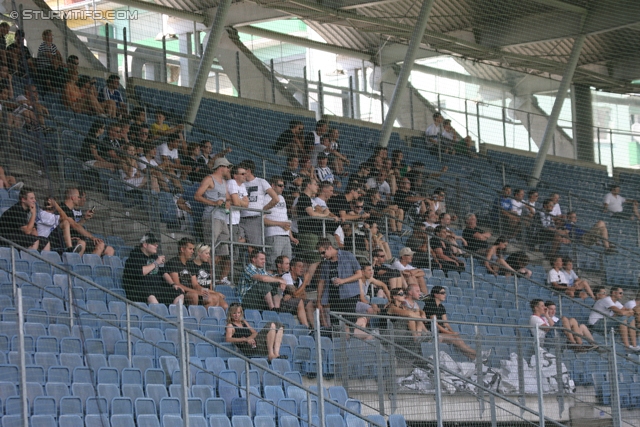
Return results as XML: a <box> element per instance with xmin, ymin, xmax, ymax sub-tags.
<box><xmin>264</xmin><ymin>175</ymin><xmax>298</xmax><ymax>270</ymax></box>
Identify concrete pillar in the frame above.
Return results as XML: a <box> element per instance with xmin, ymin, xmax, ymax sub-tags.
<box><xmin>179</xmin><ymin>32</ymin><xmax>197</xmax><ymax>87</ymax></box>
<box><xmin>572</xmin><ymin>84</ymin><xmax>595</xmax><ymax>162</ymax></box>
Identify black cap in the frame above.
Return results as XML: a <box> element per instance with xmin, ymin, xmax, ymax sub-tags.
<box><xmin>140</xmin><ymin>232</ymin><xmax>160</xmax><ymax>245</ymax></box>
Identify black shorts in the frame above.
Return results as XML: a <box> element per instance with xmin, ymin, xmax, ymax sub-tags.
<box><xmin>5</xmin><ymin>233</ymin><xmax>49</xmax><ymax>250</ymax></box>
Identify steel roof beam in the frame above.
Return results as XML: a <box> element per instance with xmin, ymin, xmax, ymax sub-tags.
<box><xmin>105</xmin><ymin>0</ymin><xmax>209</xmax><ymax>24</ymax></box>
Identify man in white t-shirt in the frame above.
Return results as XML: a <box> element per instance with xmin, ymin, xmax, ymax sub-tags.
<box><xmin>391</xmin><ymin>247</ymin><xmax>427</xmax><ymax>295</ymax></box>
<box><xmin>156</xmin><ymin>135</ymin><xmax>191</xmax><ymax>180</ymax></box>
<box><xmin>366</xmin><ymin>169</ymin><xmax>392</xmax><ymax>202</ymax></box>
<box><xmin>264</xmin><ymin>175</ymin><xmax>299</xmax><ymax>270</ymax></box>
<box><xmin>237</xmin><ymin>160</ymin><xmax>279</xmax><ymax>249</ymax></box>
<box><xmin>529</xmin><ymin>299</ymin><xmax>553</xmax><ymax>344</ymax></box>
<box><xmin>279</xmin><ymin>258</ymin><xmax>314</xmax><ymax>328</ymax></box>
<box><xmin>503</xmin><ymin>188</ymin><xmax>527</xmax><ymax>239</ymax></box>
<box><xmin>425</xmin><ymin>112</ymin><xmax>444</xmax><ymax>153</ymax></box>
<box><xmin>603</xmin><ymin>185</ymin><xmax>640</xmax><ymax>220</ymax></box>
<box><xmin>588</xmin><ymin>287</ymin><xmax>639</xmax><ymax>351</ymax></box>
<box><xmin>549</xmin><ymin>193</ymin><xmax>564</xmax><ymax>219</ymax></box>
<box><xmin>227</xmin><ymin>165</ymin><xmax>249</xmax><ymax>242</ymax></box>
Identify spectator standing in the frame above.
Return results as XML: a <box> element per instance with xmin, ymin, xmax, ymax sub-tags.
<box><xmin>264</xmin><ymin>176</ymin><xmax>298</xmax><ymax>270</ymax></box>
<box><xmin>238</xmin><ymin>160</ymin><xmax>279</xmax><ymax>249</ymax></box>
<box><xmin>425</xmin><ymin>112</ymin><xmax>444</xmax><ymax>154</ymax></box>
<box><xmin>226</xmin><ymin>164</ymin><xmax>249</xmax><ymax>247</ymax></box>
<box><xmin>99</xmin><ymin>74</ymin><xmax>127</xmax><ymax>117</ymax></box>
<box><xmin>195</xmin><ymin>157</ymin><xmax>232</xmax><ymax>282</ymax></box>
<box><xmin>123</xmin><ymin>233</ymin><xmax>183</xmax><ymax>305</ymax></box>
<box><xmin>35</xmin><ymin>29</ymin><xmax>63</xmax><ymax>91</ymax></box>
<box><xmin>6</xmin><ymin>30</ymin><xmax>35</xmax><ymax>77</ymax></box>
<box><xmin>305</xmin><ymin>119</ymin><xmax>329</xmax><ymax>149</ymax></box>
<box><xmin>315</xmin><ymin>152</ymin><xmax>339</xmax><ymax>187</ymax></box>
<box><xmin>274</xmin><ymin>120</ymin><xmax>305</xmax><ymax>157</ymax></box>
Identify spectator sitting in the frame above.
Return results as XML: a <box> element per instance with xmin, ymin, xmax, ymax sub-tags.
<box><xmin>364</xmin><ymin>147</ymin><xmax>386</xmax><ymax>178</ymax></box>
<box><xmin>274</xmin><ymin>119</ymin><xmax>305</xmax><ymax>157</ymax></box>
<box><xmin>349</xmin><ymin>262</ymin><xmax>389</xmax><ymax>340</ymax></box>
<box><xmin>394</xmin><ymin>177</ymin><xmax>428</xmax><ymax>225</ymax></box>
<box><xmin>225</xmin><ymin>303</ymin><xmax>286</xmax><ymax>361</ymax></box>
<box><xmin>327</xmin><ymin>182</ymin><xmax>365</xmax><ymax>222</ymax></box>
<box><xmin>6</xmin><ymin>30</ymin><xmax>35</xmax><ymax>77</ymax></box>
<box><xmin>423</xmin><ymin>210</ymin><xmax>439</xmax><ymax>229</ymax></box>
<box><xmin>424</xmin><ymin>111</ymin><xmax>444</xmax><ymax>155</ymax></box>
<box><xmin>529</xmin><ymin>299</ymin><xmax>554</xmax><ymax>346</ymax></box>
<box><xmin>405</xmin><ymin>222</ymin><xmax>436</xmax><ymax>270</ymax></box>
<box><xmin>503</xmin><ymin>251</ymin><xmax>532</xmax><ymax>278</ymax></box>
<box><xmin>150</xmin><ymin>109</ymin><xmax>184</xmax><ymax>141</ymax></box>
<box><xmin>61</xmin><ymin>70</ymin><xmax>82</xmax><ymax>113</ymax></box>
<box><xmin>549</xmin><ymin>193</ymin><xmax>565</xmax><ymax>221</ymax></box>
<box><xmin>523</xmin><ymin>189</ymin><xmax>539</xmax><ymax>218</ymax></box>
<box><xmin>363</xmin><ymin>188</ymin><xmax>403</xmax><ymax>235</ymax></box>
<box><xmin>372</xmin><ymin>248</ymin><xmax>405</xmax><ymax>290</ymax></box>
<box><xmin>428</xmin><ymin>188</ymin><xmax>452</xmax><ymax>218</ymax></box>
<box><xmin>0</xmin><ymin>83</ymin><xmax>18</xmax><ymax>128</ymax></box>
<box><xmin>485</xmin><ymin>237</ymin><xmax>512</xmax><ymax>276</ymax></box>
<box><xmin>0</xmin><ymin>186</ymin><xmax>50</xmax><ymax>251</ymax></box>
<box><xmin>122</xmin><ymin>232</ymin><xmax>184</xmax><ymax>305</ymax></box>
<box><xmin>78</xmin><ymin>119</ymin><xmax>117</xmax><ymax>172</ymax></box>
<box><xmin>77</xmin><ymin>75</ymin><xmax>114</xmax><ymax>117</ymax></box>
<box><xmin>280</xmin><ymin>258</ymin><xmax>315</xmax><ymax>327</ymax></box>
<box><xmin>190</xmin><ymin>243</ymin><xmax>228</xmax><ymax>309</ymax></box>
<box><xmin>366</xmin><ymin>221</ymin><xmax>392</xmax><ymax>261</ymax></box>
<box><xmin>391</xmin><ymin>247</ymin><xmax>428</xmax><ymax>294</ymax></box>
<box><xmin>138</xmin><ymin>143</ymin><xmax>179</xmax><ymax>193</ymax></box>
<box><xmin>391</xmin><ymin>149</ymin><xmax>410</xmax><ymax>178</ymax></box>
<box><xmin>129</xmin><ymin>124</ymin><xmax>150</xmax><ymax>154</ymax></box>
<box><xmin>298</xmin><ymin>156</ymin><xmax>314</xmax><ymax>180</ymax></box>
<box><xmin>430</xmin><ymin>225</ymin><xmax>465</xmax><ymax>273</ymax></box>
<box><xmin>99</xmin><ymin>74</ymin><xmax>127</xmax><ymax>117</ymax></box>
<box><xmin>535</xmin><ymin>198</ymin><xmax>570</xmax><ymax>259</ymax></box>
<box><xmin>366</xmin><ymin>169</ymin><xmax>394</xmax><ymax>202</ymax></box>
<box><xmin>545</xmin><ymin>301</ymin><xmax>597</xmax><ymax>351</ymax></box>
<box><xmin>35</xmin><ymin>29</ymin><xmax>64</xmax><ymax>91</ymax></box>
<box><xmin>305</xmin><ymin>119</ymin><xmax>329</xmax><ymax>149</ymax></box>
<box><xmin>462</xmin><ymin>213</ymin><xmax>491</xmax><ymax>254</ymax></box>
<box><xmin>180</xmin><ymin>142</ymin><xmax>205</xmax><ymax>183</ymax></box>
<box><xmin>454</xmin><ymin>135</ymin><xmax>478</xmax><ymax>158</ymax></box>
<box><xmin>624</xmin><ymin>291</ymin><xmax>640</xmax><ymax>330</ymax></box>
<box><xmin>13</xmin><ymin>94</ymin><xmax>47</xmax><ymax>131</ymax></box>
<box><xmin>59</xmin><ymin>187</ymin><xmax>115</xmax><ymax>257</ymax></box>
<box><xmin>383</xmin><ymin>288</ymin><xmax>429</xmax><ymax>342</ymax></box>
<box><xmin>603</xmin><ymin>185</ymin><xmax>640</xmax><ymax>221</ymax></box>
<box><xmin>0</xmin><ymin>166</ymin><xmax>21</xmax><ymax>192</ymax></box>
<box><xmin>282</xmin><ymin>156</ymin><xmax>303</xmax><ymax>195</ymax></box>
<box><xmin>347</xmin><ymin>162</ymin><xmax>371</xmax><ymax>191</ymax></box>
<box><xmin>315</xmin><ymin>152</ymin><xmax>339</xmax><ymax>188</ymax></box>
<box><xmin>101</xmin><ymin>121</ymin><xmax>123</xmax><ymax>163</ymax></box>
<box><xmin>440</xmin><ymin>119</ymin><xmax>464</xmax><ymax>154</ymax></box>
<box><xmin>272</xmin><ymin>256</ymin><xmax>311</xmax><ymax>328</ymax></box>
<box><xmin>155</xmin><ymin>135</ymin><xmax>190</xmax><ymax>190</ymax></box>
<box><xmin>438</xmin><ymin>212</ymin><xmax>466</xmax><ymax>255</ymax></box>
<box><xmin>120</xmin><ymin>145</ymin><xmax>159</xmax><ymax>194</ymax></box>
<box><xmin>238</xmin><ymin>251</ymin><xmax>285</xmax><ymax>311</ymax></box>
<box><xmin>425</xmin><ymin>286</ymin><xmax>489</xmax><ymax>360</ymax></box>
<box><xmin>0</xmin><ymin>66</ymin><xmax>14</xmax><ymax>100</ymax></box>
<box><xmin>564</xmin><ymin>211</ymin><xmax>614</xmax><ymax>253</ymax></box>
<box><xmin>197</xmin><ymin>139</ymin><xmax>232</xmax><ymax>175</ymax></box>
<box><xmin>163</xmin><ymin>237</ymin><xmax>216</xmax><ymax>308</ymax></box>
<box><xmin>588</xmin><ymin>287</ymin><xmax>639</xmax><ymax>352</ymax></box>
<box><xmin>560</xmin><ymin>257</ymin><xmax>595</xmax><ymax>299</ymax></box>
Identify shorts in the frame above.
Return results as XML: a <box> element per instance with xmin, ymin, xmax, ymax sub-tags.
<box><xmin>589</xmin><ymin>316</ymin><xmax>632</xmax><ymax>335</ymax></box>
<box><xmin>241</xmin><ymin>281</ymin><xmax>274</xmax><ymax>311</ymax></box>
<box><xmin>203</xmin><ymin>217</ymin><xmax>229</xmax><ymax>256</ymax></box>
<box><xmin>266</xmin><ymin>235</ymin><xmax>292</xmax><ymax>270</ymax></box>
<box><xmin>296</xmin><ymin>233</ymin><xmax>320</xmax><ymax>263</ymax></box>
<box><xmin>281</xmin><ymin>297</ymin><xmax>304</xmax><ymax>314</ymax></box>
<box><xmin>125</xmin><ymin>274</ymin><xmax>184</xmax><ymax>305</ymax></box>
<box><xmin>239</xmin><ymin>216</ymin><xmax>263</xmax><ymax>246</ymax></box>
<box><xmin>329</xmin><ymin>295</ymin><xmax>360</xmax><ymax>325</ymax></box>
<box><xmin>4</xmin><ymin>233</ymin><xmax>49</xmax><ymax>250</ymax></box>
<box><xmin>356</xmin><ymin>301</ymin><xmax>372</xmax><ymax>314</ymax></box>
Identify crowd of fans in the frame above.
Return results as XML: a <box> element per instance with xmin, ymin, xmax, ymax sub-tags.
<box><xmin>2</xmin><ymin>24</ymin><xmax>640</xmax><ymax>360</ymax></box>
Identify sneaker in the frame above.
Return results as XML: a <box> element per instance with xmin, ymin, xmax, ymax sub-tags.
<box><xmin>72</xmin><ymin>244</ymin><xmax>83</xmax><ymax>253</ymax></box>
<box><xmin>8</xmin><ymin>182</ymin><xmax>24</xmax><ymax>193</ymax></box>
<box><xmin>628</xmin><ymin>345</ymin><xmax>640</xmax><ymax>352</ymax></box>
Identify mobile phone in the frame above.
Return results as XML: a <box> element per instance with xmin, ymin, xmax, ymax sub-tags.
<box><xmin>89</xmin><ymin>206</ymin><xmax>96</xmax><ymax>213</ymax></box>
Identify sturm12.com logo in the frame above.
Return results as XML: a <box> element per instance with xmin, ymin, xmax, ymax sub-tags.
<box><xmin>11</xmin><ymin>9</ymin><xmax>139</xmax><ymax>20</ymax></box>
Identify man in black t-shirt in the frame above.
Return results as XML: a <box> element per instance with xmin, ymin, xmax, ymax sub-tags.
<box><xmin>0</xmin><ymin>186</ymin><xmax>50</xmax><ymax>251</ymax></box>
<box><xmin>394</xmin><ymin>177</ymin><xmax>427</xmax><ymax>222</ymax></box>
<box><xmin>327</xmin><ymin>183</ymin><xmax>367</xmax><ymax>222</ymax></box>
<box><xmin>462</xmin><ymin>213</ymin><xmax>491</xmax><ymax>254</ymax></box>
<box><xmin>123</xmin><ymin>233</ymin><xmax>184</xmax><ymax>305</ymax></box>
<box><xmin>164</xmin><ymin>237</ymin><xmax>213</xmax><ymax>307</ymax></box>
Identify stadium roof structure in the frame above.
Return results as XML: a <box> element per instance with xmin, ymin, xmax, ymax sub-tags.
<box><xmin>107</xmin><ymin>0</ymin><xmax>640</xmax><ymax>94</ymax></box>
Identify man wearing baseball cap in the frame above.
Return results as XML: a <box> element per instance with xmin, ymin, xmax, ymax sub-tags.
<box><xmin>391</xmin><ymin>247</ymin><xmax>428</xmax><ymax>295</ymax></box>
<box><xmin>123</xmin><ymin>232</ymin><xmax>184</xmax><ymax>305</ymax></box>
<box><xmin>195</xmin><ymin>157</ymin><xmax>233</xmax><ymax>284</ymax></box>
